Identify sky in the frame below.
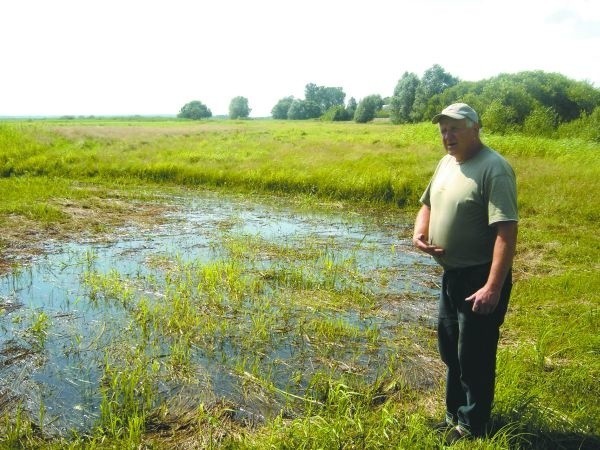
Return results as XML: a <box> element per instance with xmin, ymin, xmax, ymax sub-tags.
<box><xmin>1</xmin><ymin>0</ymin><xmax>599</xmax><ymax>118</ymax></box>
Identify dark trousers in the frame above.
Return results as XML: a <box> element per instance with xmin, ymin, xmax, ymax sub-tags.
<box><xmin>437</xmin><ymin>263</ymin><xmax>511</xmax><ymax>435</ymax></box>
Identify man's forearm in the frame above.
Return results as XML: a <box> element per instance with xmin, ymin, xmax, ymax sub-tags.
<box><xmin>413</xmin><ymin>204</ymin><xmax>431</xmax><ymax>244</ymax></box>
<box><xmin>486</xmin><ymin>221</ymin><xmax>518</xmax><ymax>291</ymax></box>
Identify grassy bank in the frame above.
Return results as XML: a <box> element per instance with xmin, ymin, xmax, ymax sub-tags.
<box><xmin>0</xmin><ymin>119</ymin><xmax>598</xmax><ymax>449</ymax></box>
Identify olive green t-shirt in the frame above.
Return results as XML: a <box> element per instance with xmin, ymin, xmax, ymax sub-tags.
<box><xmin>420</xmin><ymin>147</ymin><xmax>518</xmax><ymax>270</ymax></box>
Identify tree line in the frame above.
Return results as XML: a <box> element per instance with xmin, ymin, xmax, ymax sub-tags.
<box><xmin>178</xmin><ymin>96</ymin><xmax>251</xmax><ymax>121</ymax></box>
<box><xmin>389</xmin><ymin>65</ymin><xmax>600</xmax><ymax>140</ymax></box>
<box><xmin>178</xmin><ymin>65</ymin><xmax>600</xmax><ymax>140</ymax></box>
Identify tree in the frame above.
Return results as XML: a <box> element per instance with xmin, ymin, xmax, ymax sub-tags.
<box><xmin>392</xmin><ymin>68</ymin><xmax>600</xmax><ymax>138</ymax></box>
<box><xmin>178</xmin><ymin>100</ymin><xmax>212</xmax><ymax>120</ymax></box>
<box><xmin>354</xmin><ymin>95</ymin><xmax>384</xmax><ymax>123</ymax></box>
<box><xmin>271</xmin><ymin>96</ymin><xmax>294</xmax><ymax>119</ymax></box>
<box><xmin>229</xmin><ymin>96</ymin><xmax>251</xmax><ymax>119</ymax></box>
<box><xmin>411</xmin><ymin>65</ymin><xmax>459</xmax><ymax>121</ymax></box>
<box><xmin>426</xmin><ymin>80</ymin><xmax>487</xmax><ymax>119</ymax></box>
<box><xmin>566</xmin><ymin>80</ymin><xmax>600</xmax><ymax>118</ymax></box>
<box><xmin>389</xmin><ymin>72</ymin><xmax>420</xmax><ymax>124</ymax></box>
<box><xmin>304</xmin><ymin>83</ymin><xmax>346</xmax><ymax>115</ymax></box>
<box><xmin>481</xmin><ymin>78</ymin><xmax>535</xmax><ymax>125</ymax></box>
<box><xmin>346</xmin><ymin>97</ymin><xmax>357</xmax><ymax>118</ymax></box>
<box><xmin>287</xmin><ymin>99</ymin><xmax>322</xmax><ymax>120</ymax></box>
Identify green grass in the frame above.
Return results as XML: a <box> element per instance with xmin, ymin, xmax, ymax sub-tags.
<box><xmin>1</xmin><ymin>121</ymin><xmax>439</xmax><ymax>206</ymax></box>
<box><xmin>0</xmin><ymin>119</ymin><xmax>598</xmax><ymax>449</ymax></box>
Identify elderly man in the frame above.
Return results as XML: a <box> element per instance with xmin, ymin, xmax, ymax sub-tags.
<box><xmin>413</xmin><ymin>103</ymin><xmax>518</xmax><ymax>441</ymax></box>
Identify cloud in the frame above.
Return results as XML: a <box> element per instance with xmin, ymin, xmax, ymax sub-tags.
<box><xmin>545</xmin><ymin>1</ymin><xmax>600</xmax><ymax>38</ymax></box>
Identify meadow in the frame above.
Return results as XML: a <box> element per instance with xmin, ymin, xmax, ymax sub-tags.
<box><xmin>0</xmin><ymin>118</ymin><xmax>598</xmax><ymax>449</ymax></box>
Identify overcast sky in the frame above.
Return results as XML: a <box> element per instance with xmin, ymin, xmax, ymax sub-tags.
<box><xmin>2</xmin><ymin>0</ymin><xmax>599</xmax><ymax>117</ymax></box>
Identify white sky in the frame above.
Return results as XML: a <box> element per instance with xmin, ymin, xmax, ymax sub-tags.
<box><xmin>1</xmin><ymin>0</ymin><xmax>599</xmax><ymax>117</ymax></box>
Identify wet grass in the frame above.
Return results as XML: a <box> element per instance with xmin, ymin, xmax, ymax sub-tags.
<box><xmin>0</xmin><ymin>119</ymin><xmax>599</xmax><ymax>448</ymax></box>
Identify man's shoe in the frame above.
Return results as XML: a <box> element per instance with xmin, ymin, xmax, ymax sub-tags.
<box><xmin>433</xmin><ymin>420</ymin><xmax>454</xmax><ymax>432</ymax></box>
<box><xmin>445</xmin><ymin>426</ymin><xmax>471</xmax><ymax>445</ymax></box>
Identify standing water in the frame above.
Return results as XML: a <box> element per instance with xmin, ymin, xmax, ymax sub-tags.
<box><xmin>0</xmin><ymin>192</ymin><xmax>439</xmax><ymax>434</ymax></box>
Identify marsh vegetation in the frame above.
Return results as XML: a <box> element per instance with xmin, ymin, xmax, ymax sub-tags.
<box><xmin>0</xmin><ymin>120</ymin><xmax>598</xmax><ymax>449</ymax></box>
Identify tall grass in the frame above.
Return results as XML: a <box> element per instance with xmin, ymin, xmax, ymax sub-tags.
<box><xmin>1</xmin><ymin>121</ymin><xmax>439</xmax><ymax>206</ymax></box>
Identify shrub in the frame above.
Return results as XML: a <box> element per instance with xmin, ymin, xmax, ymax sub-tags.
<box><xmin>557</xmin><ymin>106</ymin><xmax>600</xmax><ymax>142</ymax></box>
<box><xmin>481</xmin><ymin>99</ymin><xmax>518</xmax><ymax>134</ymax></box>
<box><xmin>321</xmin><ymin>105</ymin><xmax>351</xmax><ymax>122</ymax></box>
<box><xmin>523</xmin><ymin>106</ymin><xmax>558</xmax><ymax>137</ymax></box>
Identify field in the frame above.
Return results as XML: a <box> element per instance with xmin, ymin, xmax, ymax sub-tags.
<box><xmin>0</xmin><ymin>118</ymin><xmax>598</xmax><ymax>449</ymax></box>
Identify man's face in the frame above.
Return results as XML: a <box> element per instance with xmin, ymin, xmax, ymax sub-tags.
<box><xmin>438</xmin><ymin>117</ymin><xmax>480</xmax><ymax>162</ymax></box>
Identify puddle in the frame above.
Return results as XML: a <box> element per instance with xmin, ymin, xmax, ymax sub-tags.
<box><xmin>0</xmin><ymin>192</ymin><xmax>439</xmax><ymax>434</ymax></box>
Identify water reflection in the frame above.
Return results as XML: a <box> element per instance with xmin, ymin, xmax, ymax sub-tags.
<box><xmin>0</xmin><ymin>192</ymin><xmax>438</xmax><ymax>434</ymax></box>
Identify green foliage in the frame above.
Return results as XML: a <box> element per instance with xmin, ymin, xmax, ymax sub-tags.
<box><xmin>271</xmin><ymin>96</ymin><xmax>294</xmax><ymax>119</ymax></box>
<box><xmin>557</xmin><ymin>106</ymin><xmax>600</xmax><ymax>142</ymax></box>
<box><xmin>354</xmin><ymin>95</ymin><xmax>384</xmax><ymax>123</ymax></box>
<box><xmin>481</xmin><ymin>99</ymin><xmax>518</xmax><ymax>134</ymax></box>
<box><xmin>346</xmin><ymin>97</ymin><xmax>357</xmax><ymax>118</ymax></box>
<box><xmin>411</xmin><ymin>64</ymin><xmax>459</xmax><ymax>121</ymax></box>
<box><xmin>321</xmin><ymin>105</ymin><xmax>352</xmax><ymax>122</ymax></box>
<box><xmin>494</xmin><ymin>80</ymin><xmax>536</xmax><ymax>122</ymax></box>
<box><xmin>228</xmin><ymin>96</ymin><xmax>251</xmax><ymax>119</ymax></box>
<box><xmin>287</xmin><ymin>99</ymin><xmax>322</xmax><ymax>120</ymax></box>
<box><xmin>177</xmin><ymin>100</ymin><xmax>212</xmax><ymax>120</ymax></box>
<box><xmin>305</xmin><ymin>83</ymin><xmax>346</xmax><ymax>114</ymax></box>
<box><xmin>523</xmin><ymin>106</ymin><xmax>558</xmax><ymax>137</ymax></box>
<box><xmin>272</xmin><ymin>84</ymin><xmax>346</xmax><ymax>120</ymax></box>
<box><xmin>511</xmin><ymin>71</ymin><xmax>599</xmax><ymax>121</ymax></box>
<box><xmin>389</xmin><ymin>72</ymin><xmax>420</xmax><ymax>124</ymax></box>
<box><xmin>425</xmin><ymin>70</ymin><xmax>600</xmax><ymax>136</ymax></box>
<box><xmin>376</xmin><ymin>106</ymin><xmax>390</xmax><ymax>119</ymax></box>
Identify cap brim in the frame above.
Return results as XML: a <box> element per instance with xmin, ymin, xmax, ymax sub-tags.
<box><xmin>431</xmin><ymin>112</ymin><xmax>466</xmax><ymax>124</ymax></box>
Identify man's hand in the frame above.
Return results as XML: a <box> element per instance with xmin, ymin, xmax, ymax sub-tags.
<box><xmin>465</xmin><ymin>286</ymin><xmax>500</xmax><ymax>315</ymax></box>
<box><xmin>412</xmin><ymin>205</ymin><xmax>445</xmax><ymax>257</ymax></box>
<box><xmin>413</xmin><ymin>233</ymin><xmax>445</xmax><ymax>256</ymax></box>
<box><xmin>466</xmin><ymin>221</ymin><xmax>517</xmax><ymax>315</ymax></box>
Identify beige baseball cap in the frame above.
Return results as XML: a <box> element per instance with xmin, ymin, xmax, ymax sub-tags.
<box><xmin>432</xmin><ymin>103</ymin><xmax>479</xmax><ymax>124</ymax></box>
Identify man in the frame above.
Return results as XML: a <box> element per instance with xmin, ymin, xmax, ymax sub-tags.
<box><xmin>413</xmin><ymin>103</ymin><xmax>518</xmax><ymax>441</ymax></box>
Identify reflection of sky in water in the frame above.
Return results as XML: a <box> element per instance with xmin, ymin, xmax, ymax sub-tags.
<box><xmin>0</xmin><ymin>192</ymin><xmax>437</xmax><ymax>433</ymax></box>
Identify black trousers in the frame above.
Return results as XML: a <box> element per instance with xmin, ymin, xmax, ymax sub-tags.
<box><xmin>437</xmin><ymin>263</ymin><xmax>511</xmax><ymax>435</ymax></box>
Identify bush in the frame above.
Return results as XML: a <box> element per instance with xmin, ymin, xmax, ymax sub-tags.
<box><xmin>481</xmin><ymin>100</ymin><xmax>518</xmax><ymax>134</ymax></box>
<box><xmin>557</xmin><ymin>106</ymin><xmax>600</xmax><ymax>142</ymax></box>
<box><xmin>321</xmin><ymin>105</ymin><xmax>351</xmax><ymax>122</ymax></box>
<box><xmin>523</xmin><ymin>106</ymin><xmax>558</xmax><ymax>137</ymax></box>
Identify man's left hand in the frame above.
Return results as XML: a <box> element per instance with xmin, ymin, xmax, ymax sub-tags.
<box><xmin>465</xmin><ymin>287</ymin><xmax>500</xmax><ymax>315</ymax></box>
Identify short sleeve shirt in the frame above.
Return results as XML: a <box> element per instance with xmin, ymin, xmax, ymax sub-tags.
<box><xmin>420</xmin><ymin>147</ymin><xmax>518</xmax><ymax>269</ymax></box>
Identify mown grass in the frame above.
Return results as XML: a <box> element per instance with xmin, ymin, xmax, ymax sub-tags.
<box><xmin>0</xmin><ymin>119</ymin><xmax>598</xmax><ymax>449</ymax></box>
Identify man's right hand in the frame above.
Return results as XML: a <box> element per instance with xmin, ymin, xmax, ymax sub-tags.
<box><xmin>413</xmin><ymin>234</ymin><xmax>445</xmax><ymax>256</ymax></box>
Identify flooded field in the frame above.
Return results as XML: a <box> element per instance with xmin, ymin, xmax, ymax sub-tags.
<box><xmin>0</xmin><ymin>192</ymin><xmax>439</xmax><ymax>436</ymax></box>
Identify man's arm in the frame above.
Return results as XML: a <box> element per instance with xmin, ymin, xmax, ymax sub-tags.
<box><xmin>413</xmin><ymin>204</ymin><xmax>445</xmax><ymax>257</ymax></box>
<box><xmin>466</xmin><ymin>221</ymin><xmax>518</xmax><ymax>314</ymax></box>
